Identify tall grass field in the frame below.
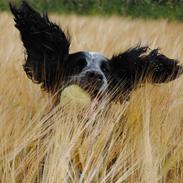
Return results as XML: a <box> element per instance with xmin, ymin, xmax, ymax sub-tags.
<box><xmin>0</xmin><ymin>12</ymin><xmax>183</xmax><ymax>183</ymax></box>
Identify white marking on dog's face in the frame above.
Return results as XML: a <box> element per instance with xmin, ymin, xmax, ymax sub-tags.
<box><xmin>79</xmin><ymin>51</ymin><xmax>109</xmax><ymax>91</ymax></box>
<box><xmin>68</xmin><ymin>51</ymin><xmax>110</xmax><ymax>94</ymax></box>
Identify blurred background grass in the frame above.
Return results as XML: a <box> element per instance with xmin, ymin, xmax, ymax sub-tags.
<box><xmin>1</xmin><ymin>0</ymin><xmax>183</xmax><ymax>21</ymax></box>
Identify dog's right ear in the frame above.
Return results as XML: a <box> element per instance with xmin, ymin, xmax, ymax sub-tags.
<box><xmin>10</xmin><ymin>1</ymin><xmax>71</xmax><ymax>93</ymax></box>
<box><xmin>108</xmin><ymin>46</ymin><xmax>183</xmax><ymax>101</ymax></box>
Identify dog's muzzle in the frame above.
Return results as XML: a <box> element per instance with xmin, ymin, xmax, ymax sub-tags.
<box><xmin>79</xmin><ymin>71</ymin><xmax>104</xmax><ymax>93</ymax></box>
<box><xmin>86</xmin><ymin>71</ymin><xmax>103</xmax><ymax>84</ymax></box>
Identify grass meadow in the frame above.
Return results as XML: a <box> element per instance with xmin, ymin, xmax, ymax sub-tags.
<box><xmin>0</xmin><ymin>12</ymin><xmax>183</xmax><ymax>182</ymax></box>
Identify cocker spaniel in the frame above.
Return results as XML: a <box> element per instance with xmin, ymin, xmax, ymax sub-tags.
<box><xmin>10</xmin><ymin>1</ymin><xmax>183</xmax><ymax>102</ymax></box>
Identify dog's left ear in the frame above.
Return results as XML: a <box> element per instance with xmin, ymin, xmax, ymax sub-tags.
<box><xmin>109</xmin><ymin>46</ymin><xmax>183</xmax><ymax>93</ymax></box>
<box><xmin>10</xmin><ymin>1</ymin><xmax>71</xmax><ymax>93</ymax></box>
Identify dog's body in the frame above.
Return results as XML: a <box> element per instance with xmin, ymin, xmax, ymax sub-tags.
<box><xmin>10</xmin><ymin>1</ymin><xmax>183</xmax><ymax>102</ymax></box>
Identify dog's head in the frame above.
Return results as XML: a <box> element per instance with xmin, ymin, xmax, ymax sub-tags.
<box><xmin>66</xmin><ymin>51</ymin><xmax>110</xmax><ymax>96</ymax></box>
<box><xmin>10</xmin><ymin>1</ymin><xmax>183</xmax><ymax>102</ymax></box>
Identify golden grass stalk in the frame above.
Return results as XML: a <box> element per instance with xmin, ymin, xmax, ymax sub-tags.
<box><xmin>0</xmin><ymin>13</ymin><xmax>183</xmax><ymax>183</ymax></box>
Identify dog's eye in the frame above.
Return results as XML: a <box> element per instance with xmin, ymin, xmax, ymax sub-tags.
<box><xmin>101</xmin><ymin>62</ymin><xmax>110</xmax><ymax>73</ymax></box>
<box><xmin>74</xmin><ymin>59</ymin><xmax>87</xmax><ymax>73</ymax></box>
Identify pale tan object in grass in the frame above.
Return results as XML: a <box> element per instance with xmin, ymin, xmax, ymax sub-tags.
<box><xmin>60</xmin><ymin>84</ymin><xmax>91</xmax><ymax>105</ymax></box>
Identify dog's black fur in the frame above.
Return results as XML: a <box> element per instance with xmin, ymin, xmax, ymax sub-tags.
<box><xmin>10</xmin><ymin>1</ymin><xmax>183</xmax><ymax>102</ymax></box>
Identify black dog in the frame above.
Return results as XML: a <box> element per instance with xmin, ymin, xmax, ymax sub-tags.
<box><xmin>10</xmin><ymin>1</ymin><xmax>183</xmax><ymax>102</ymax></box>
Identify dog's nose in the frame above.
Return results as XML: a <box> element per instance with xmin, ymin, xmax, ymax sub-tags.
<box><xmin>86</xmin><ymin>71</ymin><xmax>103</xmax><ymax>82</ymax></box>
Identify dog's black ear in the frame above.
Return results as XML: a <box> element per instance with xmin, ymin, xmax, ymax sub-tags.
<box><xmin>109</xmin><ymin>46</ymin><xmax>183</xmax><ymax>94</ymax></box>
<box><xmin>10</xmin><ymin>1</ymin><xmax>70</xmax><ymax>93</ymax></box>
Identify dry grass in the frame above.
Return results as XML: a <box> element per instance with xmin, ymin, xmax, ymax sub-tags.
<box><xmin>0</xmin><ymin>12</ymin><xmax>183</xmax><ymax>183</ymax></box>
